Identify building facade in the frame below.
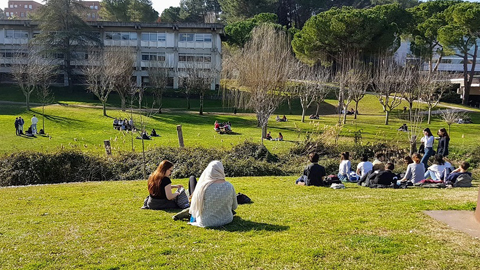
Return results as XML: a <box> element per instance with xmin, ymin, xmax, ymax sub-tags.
<box><xmin>4</xmin><ymin>0</ymin><xmax>43</xmax><ymax>19</ymax></box>
<box><xmin>0</xmin><ymin>20</ymin><xmax>223</xmax><ymax>90</ymax></box>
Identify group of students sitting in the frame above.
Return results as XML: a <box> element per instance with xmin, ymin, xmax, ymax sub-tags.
<box><xmin>276</xmin><ymin>115</ymin><xmax>288</xmax><ymax>122</ymax></box>
<box><xmin>113</xmin><ymin>118</ymin><xmax>135</xmax><ymax>131</ymax></box>
<box><xmin>214</xmin><ymin>121</ymin><xmax>233</xmax><ymax>133</ymax></box>
<box><xmin>265</xmin><ymin>131</ymin><xmax>283</xmax><ymax>141</ymax></box>
<box><xmin>142</xmin><ymin>160</ymin><xmax>238</xmax><ymax>228</ymax></box>
<box><xmin>309</xmin><ymin>114</ymin><xmax>320</xmax><ymax>119</ymax></box>
<box><xmin>296</xmin><ymin>151</ymin><xmax>472</xmax><ymax>189</ymax></box>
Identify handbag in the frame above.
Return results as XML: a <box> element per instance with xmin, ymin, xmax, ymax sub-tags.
<box><xmin>175</xmin><ymin>187</ymin><xmax>190</xmax><ymax>209</ymax></box>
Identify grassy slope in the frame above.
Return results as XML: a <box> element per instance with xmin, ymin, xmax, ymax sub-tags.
<box><xmin>1</xmin><ymin>94</ymin><xmax>479</xmax><ymax>156</ymax></box>
<box><xmin>0</xmin><ymin>178</ymin><xmax>479</xmax><ymax>269</ymax></box>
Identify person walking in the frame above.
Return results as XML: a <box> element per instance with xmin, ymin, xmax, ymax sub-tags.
<box><xmin>31</xmin><ymin>115</ymin><xmax>38</xmax><ymax>135</ymax></box>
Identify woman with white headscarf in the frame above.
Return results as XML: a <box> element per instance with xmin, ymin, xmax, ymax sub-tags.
<box><xmin>189</xmin><ymin>160</ymin><xmax>237</xmax><ymax>227</ymax></box>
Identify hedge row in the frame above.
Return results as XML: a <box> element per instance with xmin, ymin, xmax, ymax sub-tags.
<box><xmin>2</xmin><ymin>139</ymin><xmax>477</xmax><ymax>187</ymax></box>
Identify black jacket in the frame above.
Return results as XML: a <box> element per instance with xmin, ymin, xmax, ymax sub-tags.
<box><xmin>304</xmin><ymin>163</ymin><xmax>326</xmax><ymax>186</ymax></box>
<box><xmin>437</xmin><ymin>136</ymin><xmax>449</xmax><ymax>157</ymax></box>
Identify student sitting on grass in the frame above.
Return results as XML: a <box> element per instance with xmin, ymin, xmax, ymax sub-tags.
<box><xmin>265</xmin><ymin>132</ymin><xmax>272</xmax><ymax>140</ymax></box>
<box><xmin>189</xmin><ymin>160</ymin><xmax>237</xmax><ymax>227</ymax></box>
<box><xmin>424</xmin><ymin>154</ymin><xmax>448</xmax><ymax>181</ymax></box>
<box><xmin>151</xmin><ymin>129</ymin><xmax>159</xmax><ymax>137</ymax></box>
<box><xmin>296</xmin><ymin>153</ymin><xmax>327</xmax><ymax>186</ymax></box>
<box><xmin>399</xmin><ymin>153</ymin><xmax>425</xmax><ymax>185</ymax></box>
<box><xmin>356</xmin><ymin>155</ymin><xmax>373</xmax><ymax>177</ymax></box>
<box><xmin>338</xmin><ymin>152</ymin><xmax>351</xmax><ymax>182</ymax></box>
<box><xmin>142</xmin><ymin>160</ymin><xmax>184</xmax><ymax>210</ymax></box>
<box><xmin>370</xmin><ymin>163</ymin><xmax>398</xmax><ymax>188</ymax></box>
<box><xmin>445</xmin><ymin>161</ymin><xmax>472</xmax><ymax>187</ymax></box>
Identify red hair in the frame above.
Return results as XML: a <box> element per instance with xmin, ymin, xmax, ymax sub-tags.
<box><xmin>148</xmin><ymin>160</ymin><xmax>174</xmax><ymax>196</ymax></box>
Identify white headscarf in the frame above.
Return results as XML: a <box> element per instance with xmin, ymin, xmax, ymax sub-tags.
<box><xmin>189</xmin><ymin>160</ymin><xmax>225</xmax><ymax>217</ymax></box>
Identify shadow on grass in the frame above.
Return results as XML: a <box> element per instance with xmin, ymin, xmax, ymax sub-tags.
<box><xmin>217</xmin><ymin>216</ymin><xmax>289</xmax><ymax>232</ymax></box>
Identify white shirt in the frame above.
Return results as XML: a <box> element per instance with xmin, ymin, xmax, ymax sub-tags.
<box><xmin>427</xmin><ymin>164</ymin><xmax>447</xmax><ymax>180</ymax></box>
<box><xmin>421</xmin><ymin>135</ymin><xmax>434</xmax><ymax>148</ymax></box>
<box><xmin>31</xmin><ymin>116</ymin><xmax>38</xmax><ymax>124</ymax></box>
<box><xmin>357</xmin><ymin>161</ymin><xmax>373</xmax><ymax>176</ymax></box>
<box><xmin>339</xmin><ymin>160</ymin><xmax>351</xmax><ymax>175</ymax></box>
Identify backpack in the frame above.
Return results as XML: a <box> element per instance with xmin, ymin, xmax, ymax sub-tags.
<box><xmin>237</xmin><ymin>193</ymin><xmax>252</xmax><ymax>204</ymax></box>
<box><xmin>326</xmin><ymin>175</ymin><xmax>341</xmax><ymax>185</ymax></box>
<box><xmin>454</xmin><ymin>174</ymin><xmax>472</xmax><ymax>187</ymax></box>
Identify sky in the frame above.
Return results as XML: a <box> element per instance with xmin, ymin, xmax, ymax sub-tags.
<box><xmin>0</xmin><ymin>0</ymin><xmax>182</xmax><ymax>15</ymax></box>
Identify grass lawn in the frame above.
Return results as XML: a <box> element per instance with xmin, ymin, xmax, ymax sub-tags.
<box><xmin>0</xmin><ymin>177</ymin><xmax>479</xmax><ymax>269</ymax></box>
<box><xmin>1</xmin><ymin>93</ymin><xmax>480</xmax><ymax>156</ymax></box>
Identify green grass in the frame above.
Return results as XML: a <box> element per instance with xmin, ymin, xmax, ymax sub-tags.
<box><xmin>1</xmin><ymin>177</ymin><xmax>479</xmax><ymax>269</ymax></box>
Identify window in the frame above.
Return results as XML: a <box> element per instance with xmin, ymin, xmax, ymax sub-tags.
<box><xmin>157</xmin><ymin>33</ymin><xmax>166</xmax><ymax>42</ymax></box>
<box><xmin>20</xmin><ymin>12</ymin><xmax>24</xmax><ymax>17</ymax></box>
<box><xmin>195</xmin><ymin>34</ymin><xmax>212</xmax><ymax>42</ymax></box>
<box><xmin>5</xmin><ymin>30</ymin><xmax>29</xmax><ymax>39</ymax></box>
<box><xmin>5</xmin><ymin>12</ymin><xmax>9</xmax><ymax>17</ymax></box>
<box><xmin>9</xmin><ymin>5</ymin><xmax>13</xmax><ymax>8</ymax></box>
<box><xmin>179</xmin><ymin>33</ymin><xmax>194</xmax><ymax>42</ymax></box>
<box><xmin>141</xmin><ymin>33</ymin><xmax>166</xmax><ymax>42</ymax></box>
<box><xmin>141</xmin><ymin>53</ymin><xmax>165</xmax><ymax>61</ymax></box>
<box><xmin>24</xmin><ymin>5</ymin><xmax>27</xmax><ymax>8</ymax></box>
<box><xmin>1</xmin><ymin>50</ymin><xmax>14</xmax><ymax>58</ymax></box>
<box><xmin>87</xmin><ymin>13</ymin><xmax>91</xmax><ymax>19</ymax></box>
<box><xmin>95</xmin><ymin>6</ymin><xmax>98</xmax><ymax>9</ymax></box>
<box><xmin>90</xmin><ymin>5</ymin><xmax>94</xmax><ymax>9</ymax></box>
<box><xmin>29</xmin><ymin>5</ymin><xmax>32</xmax><ymax>9</ymax></box>
<box><xmin>14</xmin><ymin>5</ymin><xmax>17</xmax><ymax>8</ymax></box>
<box><xmin>92</xmin><ymin>13</ymin><xmax>96</xmax><ymax>19</ymax></box>
<box><xmin>106</xmin><ymin>32</ymin><xmax>137</xmax><ymax>41</ymax></box>
<box><xmin>178</xmin><ymin>54</ymin><xmax>211</xmax><ymax>62</ymax></box>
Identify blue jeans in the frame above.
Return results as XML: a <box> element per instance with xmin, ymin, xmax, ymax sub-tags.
<box><xmin>421</xmin><ymin>147</ymin><xmax>434</xmax><ymax>170</ymax></box>
<box><xmin>424</xmin><ymin>170</ymin><xmax>438</xmax><ymax>181</ymax></box>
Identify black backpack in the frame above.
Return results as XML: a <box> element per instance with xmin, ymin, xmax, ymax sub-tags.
<box><xmin>237</xmin><ymin>193</ymin><xmax>252</xmax><ymax>204</ymax></box>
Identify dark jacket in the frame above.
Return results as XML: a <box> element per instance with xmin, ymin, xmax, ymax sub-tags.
<box><xmin>372</xmin><ymin>170</ymin><xmax>397</xmax><ymax>186</ymax></box>
<box><xmin>437</xmin><ymin>136</ymin><xmax>449</xmax><ymax>157</ymax></box>
<box><xmin>304</xmin><ymin>163</ymin><xmax>326</xmax><ymax>186</ymax></box>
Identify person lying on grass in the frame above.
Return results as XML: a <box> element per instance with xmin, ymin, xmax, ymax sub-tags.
<box><xmin>188</xmin><ymin>160</ymin><xmax>237</xmax><ymax>228</ymax></box>
<box><xmin>142</xmin><ymin>160</ymin><xmax>184</xmax><ymax>210</ymax></box>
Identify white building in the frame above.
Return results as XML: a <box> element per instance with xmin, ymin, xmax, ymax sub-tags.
<box><xmin>0</xmin><ymin>20</ymin><xmax>223</xmax><ymax>90</ymax></box>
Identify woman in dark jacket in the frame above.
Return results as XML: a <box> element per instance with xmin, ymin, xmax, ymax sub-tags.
<box><xmin>437</xmin><ymin>128</ymin><xmax>450</xmax><ymax>157</ymax></box>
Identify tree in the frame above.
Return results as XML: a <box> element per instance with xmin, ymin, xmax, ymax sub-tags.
<box><xmin>110</xmin><ymin>47</ymin><xmax>136</xmax><ymax>112</ymax></box>
<box><xmin>372</xmin><ymin>56</ymin><xmax>407</xmax><ymax>125</ymax></box>
<box><xmin>235</xmin><ymin>25</ymin><xmax>292</xmax><ymax>140</ymax></box>
<box><xmin>290</xmin><ymin>62</ymin><xmax>330</xmax><ymax>122</ymax></box>
<box><xmin>224</xmin><ymin>13</ymin><xmax>279</xmax><ymax>48</ymax></box>
<box><xmin>36</xmin><ymin>59</ymin><xmax>57</xmax><ymax>133</ymax></box>
<box><xmin>161</xmin><ymin>7</ymin><xmax>182</xmax><ymax>22</ymax></box>
<box><xmin>181</xmin><ymin>60</ymin><xmax>216</xmax><ymax>115</ymax></box>
<box><xmin>440</xmin><ymin>109</ymin><xmax>465</xmax><ymax>134</ymax></box>
<box><xmin>84</xmin><ymin>48</ymin><xmax>120</xmax><ymax>116</ymax></box>
<box><xmin>0</xmin><ymin>9</ymin><xmax>6</xmax><ymax>20</ymax></box>
<box><xmin>218</xmin><ymin>0</ymin><xmax>277</xmax><ymax>23</ymax></box>
<box><xmin>33</xmin><ymin>0</ymin><xmax>101</xmax><ymax>88</ymax></box>
<box><xmin>128</xmin><ymin>0</ymin><xmax>159</xmax><ymax>22</ymax></box>
<box><xmin>292</xmin><ymin>5</ymin><xmax>410</xmax><ymax>66</ymax></box>
<box><xmin>147</xmin><ymin>64</ymin><xmax>170</xmax><ymax>114</ymax></box>
<box><xmin>347</xmin><ymin>61</ymin><xmax>370</xmax><ymax>120</ymax></box>
<box><xmin>418</xmin><ymin>71</ymin><xmax>451</xmax><ymax>124</ymax></box>
<box><xmin>438</xmin><ymin>2</ymin><xmax>480</xmax><ymax>106</ymax></box>
<box><xmin>11</xmin><ymin>45</ymin><xmax>56</xmax><ymax>110</ymax></box>
<box><xmin>407</xmin><ymin>0</ymin><xmax>460</xmax><ymax>73</ymax></box>
<box><xmin>101</xmin><ymin>0</ymin><xmax>158</xmax><ymax>22</ymax></box>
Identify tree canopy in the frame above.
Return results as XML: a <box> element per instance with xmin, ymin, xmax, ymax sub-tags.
<box><xmin>224</xmin><ymin>13</ymin><xmax>280</xmax><ymax>47</ymax></box>
<box><xmin>100</xmin><ymin>0</ymin><xmax>158</xmax><ymax>22</ymax></box>
<box><xmin>291</xmin><ymin>4</ymin><xmax>410</xmax><ymax>65</ymax></box>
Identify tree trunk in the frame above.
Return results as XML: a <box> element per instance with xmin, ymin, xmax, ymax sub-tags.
<box><xmin>410</xmin><ymin>135</ymin><xmax>417</xmax><ymax>155</ymax></box>
<box><xmin>316</xmin><ymin>102</ymin><xmax>320</xmax><ymax>115</ymax></box>
<box><xmin>142</xmin><ymin>138</ymin><xmax>146</xmax><ymax>180</ymax></box>
<box><xmin>342</xmin><ymin>110</ymin><xmax>347</xmax><ymax>125</ymax></box>
<box><xmin>354</xmin><ymin>102</ymin><xmax>359</xmax><ymax>119</ymax></box>
<box><xmin>158</xmin><ymin>94</ymin><xmax>163</xmax><ymax>114</ymax></box>
<box><xmin>199</xmin><ymin>93</ymin><xmax>204</xmax><ymax>115</ymax></box>
<box><xmin>103</xmin><ymin>102</ymin><xmax>107</xmax><ymax>116</ymax></box>
<box><xmin>121</xmin><ymin>96</ymin><xmax>126</xmax><ymax>112</ymax></box>
<box><xmin>301</xmin><ymin>107</ymin><xmax>306</xmax><ymax>123</ymax></box>
<box><xmin>42</xmin><ymin>105</ymin><xmax>45</xmax><ymax>131</ymax></box>
<box><xmin>26</xmin><ymin>92</ymin><xmax>30</xmax><ymax>110</ymax></box>
<box><xmin>287</xmin><ymin>97</ymin><xmax>292</xmax><ymax>115</ymax></box>
<box><xmin>427</xmin><ymin>107</ymin><xmax>432</xmax><ymax>124</ymax></box>
<box><xmin>186</xmin><ymin>95</ymin><xmax>190</xmax><ymax>110</ymax></box>
<box><xmin>385</xmin><ymin>110</ymin><xmax>390</xmax><ymax>125</ymax></box>
<box><xmin>409</xmin><ymin>102</ymin><xmax>413</xmax><ymax>122</ymax></box>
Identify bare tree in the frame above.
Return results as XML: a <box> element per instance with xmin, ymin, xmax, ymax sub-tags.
<box><xmin>401</xmin><ymin>65</ymin><xmax>421</xmax><ymax>121</ymax></box>
<box><xmin>36</xmin><ymin>62</ymin><xmax>57</xmax><ymax>132</ymax></box>
<box><xmin>147</xmin><ymin>62</ymin><xmax>169</xmax><ymax>113</ymax></box>
<box><xmin>111</xmin><ymin>47</ymin><xmax>136</xmax><ymax>112</ymax></box>
<box><xmin>84</xmin><ymin>48</ymin><xmax>115</xmax><ymax>116</ymax></box>
<box><xmin>180</xmin><ymin>60</ymin><xmax>215</xmax><ymax>115</ymax></box>
<box><xmin>441</xmin><ymin>109</ymin><xmax>466</xmax><ymax>134</ymax></box>
<box><xmin>418</xmin><ymin>71</ymin><xmax>451</xmax><ymax>124</ymax></box>
<box><xmin>11</xmin><ymin>45</ymin><xmax>55</xmax><ymax>110</ymax></box>
<box><xmin>235</xmin><ymin>25</ymin><xmax>292</xmax><ymax>140</ymax></box>
<box><xmin>372</xmin><ymin>56</ymin><xmax>408</xmax><ymax>125</ymax></box>
<box><xmin>407</xmin><ymin>107</ymin><xmax>424</xmax><ymax>155</ymax></box>
<box><xmin>346</xmin><ymin>60</ymin><xmax>370</xmax><ymax>120</ymax></box>
<box><xmin>290</xmin><ymin>62</ymin><xmax>330</xmax><ymax>122</ymax></box>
